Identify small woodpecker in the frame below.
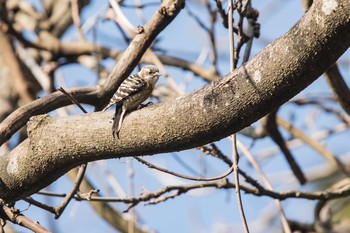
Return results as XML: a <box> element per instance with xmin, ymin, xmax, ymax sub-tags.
<box><xmin>102</xmin><ymin>65</ymin><xmax>160</xmax><ymax>138</ymax></box>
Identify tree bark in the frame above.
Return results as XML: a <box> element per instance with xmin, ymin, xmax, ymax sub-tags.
<box><xmin>0</xmin><ymin>0</ymin><xmax>349</xmax><ymax>202</ymax></box>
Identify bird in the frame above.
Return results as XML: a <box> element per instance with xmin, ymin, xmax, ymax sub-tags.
<box><xmin>102</xmin><ymin>65</ymin><xmax>161</xmax><ymax>138</ymax></box>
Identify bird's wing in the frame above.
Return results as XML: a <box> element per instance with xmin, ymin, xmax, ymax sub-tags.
<box><xmin>102</xmin><ymin>74</ymin><xmax>147</xmax><ymax>111</ymax></box>
<box><xmin>116</xmin><ymin>74</ymin><xmax>148</xmax><ymax>101</ymax></box>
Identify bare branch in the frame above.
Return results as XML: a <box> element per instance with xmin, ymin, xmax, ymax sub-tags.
<box><xmin>263</xmin><ymin>111</ymin><xmax>307</xmax><ymax>184</ymax></box>
<box><xmin>0</xmin><ymin>201</ymin><xmax>51</xmax><ymax>233</ymax></box>
<box><xmin>323</xmin><ymin>64</ymin><xmax>350</xmax><ymax>116</ymax></box>
<box><xmin>135</xmin><ymin>156</ymin><xmax>234</xmax><ymax>181</ymax></box>
<box><xmin>277</xmin><ymin>116</ymin><xmax>350</xmax><ymax>177</ymax></box>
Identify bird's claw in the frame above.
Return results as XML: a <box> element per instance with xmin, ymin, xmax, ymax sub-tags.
<box><xmin>137</xmin><ymin>102</ymin><xmax>153</xmax><ymax>109</ymax></box>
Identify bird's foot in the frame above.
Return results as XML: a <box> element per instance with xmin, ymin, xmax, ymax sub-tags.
<box><xmin>137</xmin><ymin>102</ymin><xmax>153</xmax><ymax>110</ymax></box>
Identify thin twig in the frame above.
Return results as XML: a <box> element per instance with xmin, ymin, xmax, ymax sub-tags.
<box><xmin>53</xmin><ymin>164</ymin><xmax>87</xmax><ymax>218</ymax></box>
<box><xmin>172</xmin><ymin>152</ymin><xmax>204</xmax><ymax>176</ymax></box>
<box><xmin>206</xmin><ymin>0</ymin><xmax>219</xmax><ymax>70</ymax></box>
<box><xmin>16</xmin><ymin>44</ymin><xmax>51</xmax><ymax>93</ymax></box>
<box><xmin>242</xmin><ymin>2</ymin><xmax>254</xmax><ymax>63</ymax></box>
<box><xmin>228</xmin><ymin>0</ymin><xmax>249</xmax><ymax>231</ymax></box>
<box><xmin>277</xmin><ymin>116</ymin><xmax>350</xmax><ymax>178</ymax></box>
<box><xmin>229</xmin><ymin>135</ymin><xmax>250</xmax><ymax>233</ymax></box>
<box><xmin>134</xmin><ymin>157</ymin><xmax>234</xmax><ymax>181</ymax></box>
<box><xmin>199</xmin><ymin>143</ymin><xmax>233</xmax><ymax>167</ymax></box>
<box><xmin>127</xmin><ymin>160</ymin><xmax>136</xmax><ymax>233</ymax></box>
<box><xmin>263</xmin><ymin>112</ymin><xmax>307</xmax><ymax>184</ymax></box>
<box><xmin>120</xmin><ymin>2</ymin><xmax>160</xmax><ymax>9</ymax></box>
<box><xmin>186</xmin><ymin>3</ymin><xmax>218</xmax><ymax>70</ymax></box>
<box><xmin>237</xmin><ymin>140</ymin><xmax>292</xmax><ymax>233</ymax></box>
<box><xmin>228</xmin><ymin>1</ymin><xmax>235</xmax><ymax>70</ymax></box>
<box><xmin>58</xmin><ymin>87</ymin><xmax>88</xmax><ymax>114</ymax></box>
<box><xmin>24</xmin><ymin>197</ymin><xmax>56</xmax><ymax>215</ymax></box>
<box><xmin>214</xmin><ymin>0</ymin><xmax>228</xmax><ymax>28</ymax></box>
<box><xmin>54</xmin><ymin>87</ymin><xmax>88</xmax><ymax>218</ymax></box>
<box><xmin>67</xmin><ymin>166</ymin><xmax>152</xmax><ymax>233</ymax></box>
<box><xmin>71</xmin><ymin>0</ymin><xmax>86</xmax><ymax>41</ymax></box>
<box><xmin>291</xmin><ymin>98</ymin><xmax>350</xmax><ymax>126</ymax></box>
<box><xmin>35</xmin><ymin>175</ymin><xmax>350</xmax><ymax>202</ymax></box>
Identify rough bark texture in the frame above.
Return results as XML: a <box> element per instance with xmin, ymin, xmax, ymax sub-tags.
<box><xmin>0</xmin><ymin>0</ymin><xmax>349</xmax><ymax>202</ymax></box>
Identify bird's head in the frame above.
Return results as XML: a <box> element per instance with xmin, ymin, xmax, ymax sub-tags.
<box><xmin>140</xmin><ymin>65</ymin><xmax>161</xmax><ymax>84</ymax></box>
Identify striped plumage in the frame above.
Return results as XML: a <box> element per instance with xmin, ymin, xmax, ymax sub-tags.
<box><xmin>103</xmin><ymin>65</ymin><xmax>160</xmax><ymax>138</ymax></box>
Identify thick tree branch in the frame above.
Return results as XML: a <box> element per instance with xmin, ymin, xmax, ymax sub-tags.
<box><xmin>0</xmin><ymin>0</ymin><xmax>349</xmax><ymax>202</ymax></box>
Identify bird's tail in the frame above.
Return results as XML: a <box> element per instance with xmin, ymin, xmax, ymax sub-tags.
<box><xmin>112</xmin><ymin>103</ymin><xmax>125</xmax><ymax>139</ymax></box>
